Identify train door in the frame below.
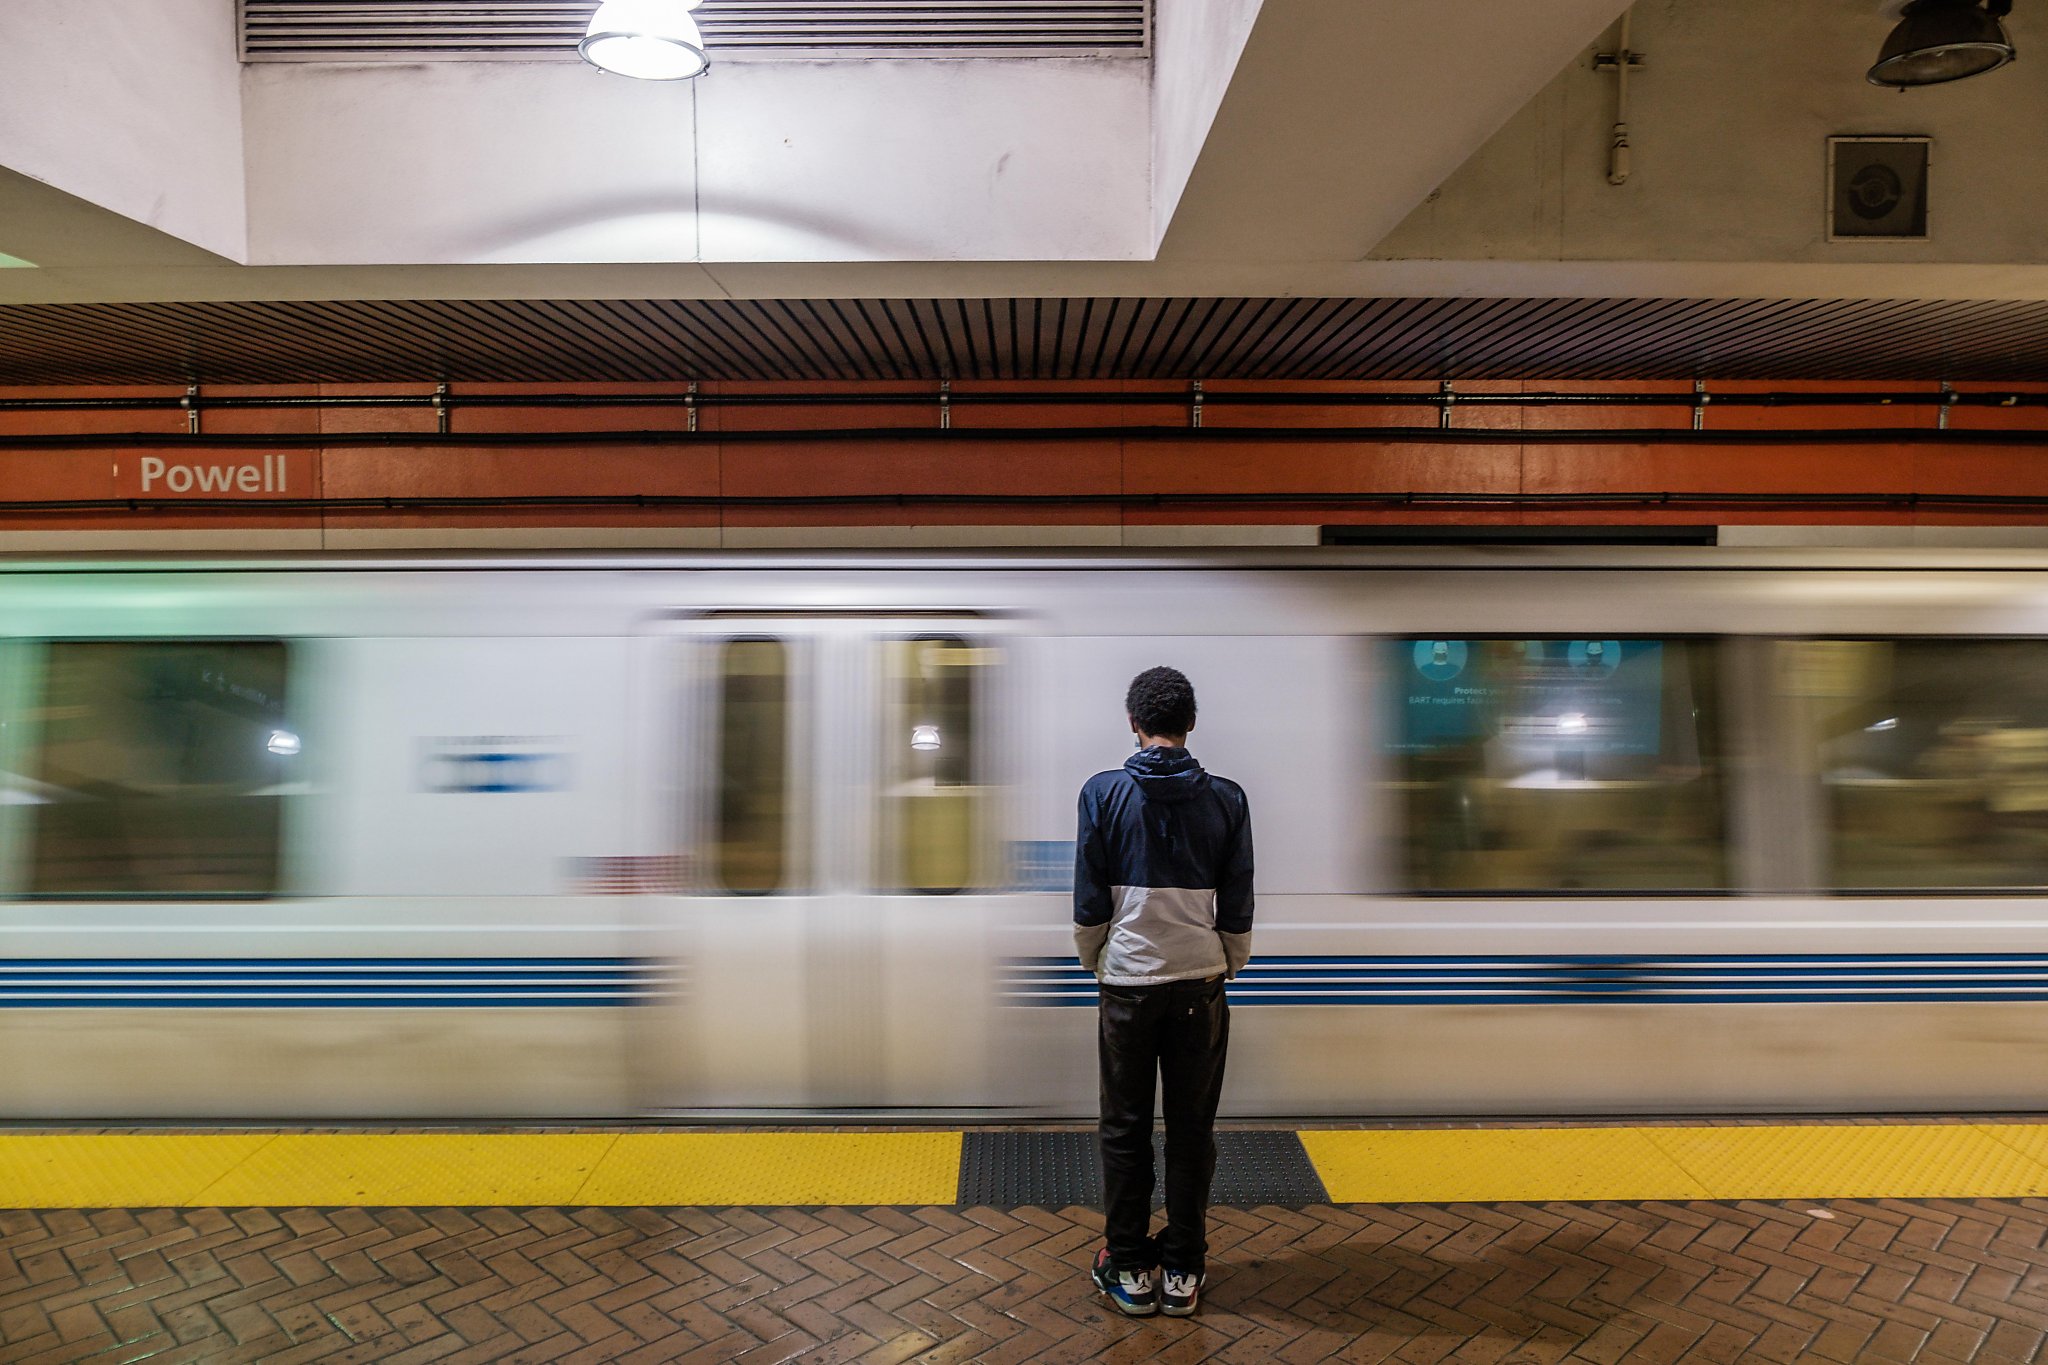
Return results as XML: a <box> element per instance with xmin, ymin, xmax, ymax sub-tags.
<box><xmin>636</xmin><ymin>613</ymin><xmax>1009</xmax><ymax>1112</ymax></box>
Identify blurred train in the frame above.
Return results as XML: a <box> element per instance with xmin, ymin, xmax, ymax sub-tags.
<box><xmin>7</xmin><ymin>548</ymin><xmax>2048</xmax><ymax>1120</ymax></box>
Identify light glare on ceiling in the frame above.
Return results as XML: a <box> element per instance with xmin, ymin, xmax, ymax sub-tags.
<box><xmin>581</xmin><ymin>0</ymin><xmax>709</xmax><ymax>80</ymax></box>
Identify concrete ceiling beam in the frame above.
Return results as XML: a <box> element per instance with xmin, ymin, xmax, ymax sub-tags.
<box><xmin>1153</xmin><ymin>0</ymin><xmax>1633</xmax><ymax>262</ymax></box>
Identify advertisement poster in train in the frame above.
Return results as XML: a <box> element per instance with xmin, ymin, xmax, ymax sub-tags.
<box><xmin>1390</xmin><ymin>639</ymin><xmax>1665</xmax><ymax>760</ymax></box>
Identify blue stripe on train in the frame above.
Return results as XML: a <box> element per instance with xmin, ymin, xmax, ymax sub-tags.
<box><xmin>0</xmin><ymin>958</ymin><xmax>651</xmax><ymax>1007</ymax></box>
<box><xmin>1002</xmin><ymin>954</ymin><xmax>2048</xmax><ymax>1006</ymax></box>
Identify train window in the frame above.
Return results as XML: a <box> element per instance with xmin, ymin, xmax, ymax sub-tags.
<box><xmin>1789</xmin><ymin>638</ymin><xmax>2048</xmax><ymax>890</ymax></box>
<box><xmin>24</xmin><ymin>640</ymin><xmax>293</xmax><ymax>897</ymax></box>
<box><xmin>1385</xmin><ymin>638</ymin><xmax>1726</xmax><ymax>892</ymax></box>
<box><xmin>878</xmin><ymin>635</ymin><xmax>997</xmax><ymax>893</ymax></box>
<box><xmin>714</xmin><ymin>638</ymin><xmax>792</xmax><ymax>893</ymax></box>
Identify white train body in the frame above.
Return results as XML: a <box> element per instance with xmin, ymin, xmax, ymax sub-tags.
<box><xmin>4</xmin><ymin>549</ymin><xmax>2048</xmax><ymax>1120</ymax></box>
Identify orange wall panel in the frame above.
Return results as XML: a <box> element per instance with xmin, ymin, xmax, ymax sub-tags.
<box><xmin>719</xmin><ymin>503</ymin><xmax>1117</xmax><ymax>528</ymax></box>
<box><xmin>1198</xmin><ymin>379</ymin><xmax>1439</xmax><ymax>431</ymax></box>
<box><xmin>1121</xmin><ymin>437</ymin><xmax>1521</xmax><ymax>496</ymax></box>
<box><xmin>316</xmin><ymin>383</ymin><xmax>442</xmax><ymax>435</ymax></box>
<box><xmin>455</xmin><ymin>382</ymin><xmax>701</xmax><ymax>435</ymax></box>
<box><xmin>1523</xmin><ymin>443</ymin><xmax>1919</xmax><ymax>497</ymax></box>
<box><xmin>1706</xmin><ymin>380</ymin><xmax>1942</xmax><ymax>432</ymax></box>
<box><xmin>707</xmin><ymin>380</ymin><xmax>937</xmax><ymax>433</ymax></box>
<box><xmin>194</xmin><ymin>386</ymin><xmax>322</xmax><ymax>436</ymax></box>
<box><xmin>721</xmin><ymin>437</ymin><xmax>1121</xmax><ymax>500</ymax></box>
<box><xmin>1944</xmin><ymin>383</ymin><xmax>2048</xmax><ymax>433</ymax></box>
<box><xmin>321</xmin><ymin>444</ymin><xmax>719</xmax><ymax>499</ymax></box>
<box><xmin>0</xmin><ymin>386</ymin><xmax>186</xmax><ymax>437</ymax></box>
<box><xmin>946</xmin><ymin>378</ymin><xmax>1126</xmax><ymax>431</ymax></box>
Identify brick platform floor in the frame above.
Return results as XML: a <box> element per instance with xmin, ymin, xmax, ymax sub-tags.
<box><xmin>7</xmin><ymin>1197</ymin><xmax>2048</xmax><ymax>1364</ymax></box>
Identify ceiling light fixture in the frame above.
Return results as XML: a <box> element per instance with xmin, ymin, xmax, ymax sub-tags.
<box><xmin>1869</xmin><ymin>0</ymin><xmax>2016</xmax><ymax>87</ymax></box>
<box><xmin>580</xmin><ymin>0</ymin><xmax>709</xmax><ymax>80</ymax></box>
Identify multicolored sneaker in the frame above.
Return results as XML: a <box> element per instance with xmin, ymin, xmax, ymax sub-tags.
<box><xmin>1091</xmin><ymin>1246</ymin><xmax>1157</xmax><ymax>1316</ymax></box>
<box><xmin>1161</xmin><ymin>1267</ymin><xmax>1204</xmax><ymax>1317</ymax></box>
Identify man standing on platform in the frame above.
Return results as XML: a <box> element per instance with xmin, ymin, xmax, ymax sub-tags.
<box><xmin>1074</xmin><ymin>665</ymin><xmax>1254</xmax><ymax>1318</ymax></box>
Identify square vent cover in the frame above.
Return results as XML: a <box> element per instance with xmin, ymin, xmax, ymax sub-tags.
<box><xmin>1828</xmin><ymin>135</ymin><xmax>1930</xmax><ymax>240</ymax></box>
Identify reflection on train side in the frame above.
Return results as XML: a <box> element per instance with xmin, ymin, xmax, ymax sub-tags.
<box><xmin>879</xmin><ymin>636</ymin><xmax>998</xmax><ymax>894</ymax></box>
<box><xmin>714</xmin><ymin>638</ymin><xmax>791</xmax><ymax>893</ymax></box>
<box><xmin>1388</xmin><ymin>638</ymin><xmax>1725</xmax><ymax>892</ymax></box>
<box><xmin>1795</xmin><ymin>639</ymin><xmax>2048</xmax><ymax>890</ymax></box>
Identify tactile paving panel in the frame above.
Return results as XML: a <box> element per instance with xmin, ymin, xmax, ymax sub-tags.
<box><xmin>959</xmin><ymin>1131</ymin><xmax>1100</xmax><ymax>1207</ymax></box>
<box><xmin>1209</xmin><ymin>1129</ymin><xmax>1329</xmax><ymax>1206</ymax></box>
<box><xmin>957</xmin><ymin>1129</ymin><xmax>1326</xmax><ymax>1207</ymax></box>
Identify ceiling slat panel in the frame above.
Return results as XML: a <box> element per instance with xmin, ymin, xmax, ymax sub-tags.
<box><xmin>241</xmin><ymin>0</ymin><xmax>1149</xmax><ymax>60</ymax></box>
<box><xmin>4</xmin><ymin>296</ymin><xmax>2048</xmax><ymax>385</ymax></box>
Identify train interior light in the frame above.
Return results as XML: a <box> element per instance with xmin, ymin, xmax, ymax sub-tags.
<box><xmin>910</xmin><ymin>725</ymin><xmax>942</xmax><ymax>752</ymax></box>
<box><xmin>266</xmin><ymin>729</ymin><xmax>302</xmax><ymax>756</ymax></box>
<box><xmin>579</xmin><ymin>0</ymin><xmax>709</xmax><ymax>81</ymax></box>
<box><xmin>1869</xmin><ymin>0</ymin><xmax>2015</xmax><ymax>87</ymax></box>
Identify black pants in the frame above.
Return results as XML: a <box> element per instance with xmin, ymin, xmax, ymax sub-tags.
<box><xmin>1098</xmin><ymin>974</ymin><xmax>1230</xmax><ymax>1272</ymax></box>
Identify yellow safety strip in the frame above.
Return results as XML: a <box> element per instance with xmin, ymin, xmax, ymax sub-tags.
<box><xmin>1302</xmin><ymin>1124</ymin><xmax>2048</xmax><ymax>1204</ymax></box>
<box><xmin>0</xmin><ymin>1132</ymin><xmax>959</xmax><ymax>1210</ymax></box>
<box><xmin>7</xmin><ymin>1124</ymin><xmax>2048</xmax><ymax>1208</ymax></box>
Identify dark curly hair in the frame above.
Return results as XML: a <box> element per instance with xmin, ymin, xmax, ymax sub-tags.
<box><xmin>1125</xmin><ymin>665</ymin><xmax>1197</xmax><ymax>738</ymax></box>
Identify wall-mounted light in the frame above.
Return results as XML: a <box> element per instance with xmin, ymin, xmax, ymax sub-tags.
<box><xmin>910</xmin><ymin>725</ymin><xmax>942</xmax><ymax>752</ymax></box>
<box><xmin>581</xmin><ymin>0</ymin><xmax>709</xmax><ymax>80</ymax></box>
<box><xmin>1869</xmin><ymin>0</ymin><xmax>2016</xmax><ymax>87</ymax></box>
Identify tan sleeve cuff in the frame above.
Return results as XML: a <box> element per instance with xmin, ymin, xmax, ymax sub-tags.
<box><xmin>1074</xmin><ymin>922</ymin><xmax>1109</xmax><ymax>975</ymax></box>
<box><xmin>1221</xmin><ymin>931</ymin><xmax>1252</xmax><ymax>980</ymax></box>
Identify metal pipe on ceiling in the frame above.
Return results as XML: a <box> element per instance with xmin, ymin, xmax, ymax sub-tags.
<box><xmin>0</xmin><ymin>387</ymin><xmax>2036</xmax><ymax>414</ymax></box>
<box><xmin>0</xmin><ymin>424</ymin><xmax>2042</xmax><ymax>450</ymax></box>
<box><xmin>0</xmin><ymin>489</ymin><xmax>2036</xmax><ymax>515</ymax></box>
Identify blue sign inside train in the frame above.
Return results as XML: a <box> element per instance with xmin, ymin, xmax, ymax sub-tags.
<box><xmin>1390</xmin><ymin>638</ymin><xmax>1663</xmax><ymax>755</ymax></box>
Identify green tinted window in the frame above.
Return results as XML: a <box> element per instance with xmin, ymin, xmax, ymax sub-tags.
<box><xmin>28</xmin><ymin>641</ymin><xmax>294</xmax><ymax>896</ymax></box>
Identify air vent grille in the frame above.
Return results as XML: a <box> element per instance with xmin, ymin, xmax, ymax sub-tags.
<box><xmin>240</xmin><ymin>1</ymin><xmax>1151</xmax><ymax>61</ymax></box>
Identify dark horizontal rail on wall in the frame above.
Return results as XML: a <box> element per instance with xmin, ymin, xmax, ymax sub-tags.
<box><xmin>10</xmin><ymin>491</ymin><xmax>2048</xmax><ymax>515</ymax></box>
<box><xmin>6</xmin><ymin>425</ymin><xmax>2048</xmax><ymax>450</ymax></box>
<box><xmin>0</xmin><ymin>387</ymin><xmax>2040</xmax><ymax>414</ymax></box>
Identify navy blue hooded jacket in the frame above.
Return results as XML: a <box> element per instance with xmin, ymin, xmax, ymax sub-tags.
<box><xmin>1074</xmin><ymin>746</ymin><xmax>1254</xmax><ymax>985</ymax></box>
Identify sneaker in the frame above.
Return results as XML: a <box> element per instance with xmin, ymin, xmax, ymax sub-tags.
<box><xmin>1161</xmin><ymin>1267</ymin><xmax>1204</xmax><ymax>1317</ymax></box>
<box><xmin>1091</xmin><ymin>1246</ymin><xmax>1157</xmax><ymax>1317</ymax></box>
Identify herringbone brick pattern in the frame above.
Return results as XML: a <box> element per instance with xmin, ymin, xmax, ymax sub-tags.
<box><xmin>5</xmin><ymin>1197</ymin><xmax>2048</xmax><ymax>1364</ymax></box>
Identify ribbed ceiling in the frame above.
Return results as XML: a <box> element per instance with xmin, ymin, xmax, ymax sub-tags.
<box><xmin>241</xmin><ymin>1</ymin><xmax>1150</xmax><ymax>61</ymax></box>
<box><xmin>0</xmin><ymin>296</ymin><xmax>2046</xmax><ymax>385</ymax></box>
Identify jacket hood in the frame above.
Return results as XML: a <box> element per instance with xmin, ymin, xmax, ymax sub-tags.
<box><xmin>1124</xmin><ymin>745</ymin><xmax>1210</xmax><ymax>803</ymax></box>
